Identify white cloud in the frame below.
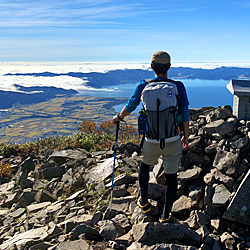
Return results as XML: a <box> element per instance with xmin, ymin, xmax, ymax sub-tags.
<box><xmin>0</xmin><ymin>0</ymin><xmax>204</xmax><ymax>27</ymax></box>
<box><xmin>0</xmin><ymin>61</ymin><xmax>250</xmax><ymax>94</ymax></box>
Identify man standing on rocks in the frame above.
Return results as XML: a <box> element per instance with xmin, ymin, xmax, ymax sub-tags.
<box><xmin>113</xmin><ymin>51</ymin><xmax>190</xmax><ymax>222</ymax></box>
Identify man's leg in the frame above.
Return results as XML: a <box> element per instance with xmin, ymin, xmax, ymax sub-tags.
<box><xmin>160</xmin><ymin>173</ymin><xmax>177</xmax><ymax>220</ymax></box>
<box><xmin>138</xmin><ymin>161</ymin><xmax>150</xmax><ymax>205</ymax></box>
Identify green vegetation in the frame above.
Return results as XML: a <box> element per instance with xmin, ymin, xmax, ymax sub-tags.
<box><xmin>0</xmin><ymin>118</ymin><xmax>139</xmax><ymax>157</ymax></box>
<box><xmin>0</xmin><ymin>162</ymin><xmax>12</xmax><ymax>179</ymax></box>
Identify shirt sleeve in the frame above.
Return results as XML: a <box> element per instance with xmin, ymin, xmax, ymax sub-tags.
<box><xmin>125</xmin><ymin>80</ymin><xmax>148</xmax><ymax>113</ymax></box>
<box><xmin>179</xmin><ymin>105</ymin><xmax>190</xmax><ymax>122</ymax></box>
<box><xmin>175</xmin><ymin>81</ymin><xmax>190</xmax><ymax>122</ymax></box>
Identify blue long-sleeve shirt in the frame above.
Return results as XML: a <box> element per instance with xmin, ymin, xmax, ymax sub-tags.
<box><xmin>125</xmin><ymin>76</ymin><xmax>190</xmax><ymax>122</ymax></box>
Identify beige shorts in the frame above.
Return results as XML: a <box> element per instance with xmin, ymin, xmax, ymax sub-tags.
<box><xmin>140</xmin><ymin>138</ymin><xmax>182</xmax><ymax>174</ymax></box>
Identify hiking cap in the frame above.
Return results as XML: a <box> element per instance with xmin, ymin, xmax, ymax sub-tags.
<box><xmin>151</xmin><ymin>51</ymin><xmax>171</xmax><ymax>64</ymax></box>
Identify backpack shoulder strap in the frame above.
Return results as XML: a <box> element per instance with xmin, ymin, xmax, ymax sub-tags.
<box><xmin>144</xmin><ymin>79</ymin><xmax>155</xmax><ymax>83</ymax></box>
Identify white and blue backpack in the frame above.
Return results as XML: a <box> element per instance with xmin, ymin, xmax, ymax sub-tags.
<box><xmin>140</xmin><ymin>78</ymin><xmax>181</xmax><ymax>149</ymax></box>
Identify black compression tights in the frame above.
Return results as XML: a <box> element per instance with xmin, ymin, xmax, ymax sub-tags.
<box><xmin>139</xmin><ymin>161</ymin><xmax>177</xmax><ymax>218</ymax></box>
<box><xmin>161</xmin><ymin>173</ymin><xmax>177</xmax><ymax>219</ymax></box>
<box><xmin>138</xmin><ymin>162</ymin><xmax>150</xmax><ymax>204</ymax></box>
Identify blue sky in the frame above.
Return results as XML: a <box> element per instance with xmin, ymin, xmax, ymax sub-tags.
<box><xmin>1</xmin><ymin>0</ymin><xmax>250</xmax><ymax>62</ymax></box>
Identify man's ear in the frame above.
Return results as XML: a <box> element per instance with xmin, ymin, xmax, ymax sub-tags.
<box><xmin>151</xmin><ymin>63</ymin><xmax>154</xmax><ymax>70</ymax></box>
<box><xmin>168</xmin><ymin>63</ymin><xmax>171</xmax><ymax>70</ymax></box>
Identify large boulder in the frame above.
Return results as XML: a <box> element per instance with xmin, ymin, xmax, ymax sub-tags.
<box><xmin>223</xmin><ymin>169</ymin><xmax>250</xmax><ymax>226</ymax></box>
<box><xmin>132</xmin><ymin>222</ymin><xmax>201</xmax><ymax>247</ymax></box>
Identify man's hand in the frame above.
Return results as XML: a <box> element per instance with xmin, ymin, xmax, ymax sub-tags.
<box><xmin>181</xmin><ymin>136</ymin><xmax>189</xmax><ymax>151</ymax></box>
<box><xmin>112</xmin><ymin>108</ymin><xmax>131</xmax><ymax>124</ymax></box>
<box><xmin>113</xmin><ymin>115</ymin><xmax>121</xmax><ymax>124</ymax></box>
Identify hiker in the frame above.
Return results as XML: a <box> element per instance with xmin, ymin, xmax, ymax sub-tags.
<box><xmin>112</xmin><ymin>51</ymin><xmax>190</xmax><ymax>223</ymax></box>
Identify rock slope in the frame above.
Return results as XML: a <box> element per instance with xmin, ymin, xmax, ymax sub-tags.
<box><xmin>1</xmin><ymin>105</ymin><xmax>250</xmax><ymax>250</ymax></box>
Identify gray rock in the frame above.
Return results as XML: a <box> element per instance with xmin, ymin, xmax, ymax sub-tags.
<box><xmin>203</xmin><ymin>233</ymin><xmax>220</xmax><ymax>248</ymax></box>
<box><xmin>215</xmin><ymin>121</ymin><xmax>236</xmax><ymax>136</ymax></box>
<box><xmin>90</xmin><ymin>211</ymin><xmax>102</xmax><ymax>226</ymax></box>
<box><xmin>215</xmin><ymin>106</ymin><xmax>232</xmax><ymax>119</ymax></box>
<box><xmin>20</xmin><ymin>178</ymin><xmax>34</xmax><ymax>189</ymax></box>
<box><xmin>238</xmin><ymin>162</ymin><xmax>248</xmax><ymax>175</ymax></box>
<box><xmin>105</xmin><ymin>173</ymin><xmax>133</xmax><ymax>188</ymax></box>
<box><xmin>213</xmin><ymin>149</ymin><xmax>239</xmax><ymax>176</ymax></box>
<box><xmin>205</xmin><ymin>143</ymin><xmax>218</xmax><ymax>154</ymax></box>
<box><xmin>49</xmin><ymin>148</ymin><xmax>88</xmax><ymax>165</ymax></box>
<box><xmin>212</xmin><ymin>184</ymin><xmax>231</xmax><ymax>207</ymax></box>
<box><xmin>204</xmin><ymin>186</ymin><xmax>222</xmax><ymax>217</ymax></box>
<box><xmin>20</xmin><ymin>156</ymin><xmax>36</xmax><ymax>173</ymax></box>
<box><xmin>113</xmin><ymin>184</ymin><xmax>128</xmax><ymax>198</ymax></box>
<box><xmin>189</xmin><ymin>136</ymin><xmax>206</xmax><ymax>154</ymax></box>
<box><xmin>196</xmin><ymin>225</ymin><xmax>210</xmax><ymax>241</ymax></box>
<box><xmin>65</xmin><ymin>189</ymin><xmax>86</xmax><ymax>203</ymax></box>
<box><xmin>70</xmin><ymin>223</ymin><xmax>102</xmax><ymax>241</ymax></box>
<box><xmin>28</xmin><ymin>242</ymin><xmax>54</xmax><ymax>250</ymax></box>
<box><xmin>122</xmin><ymin>157</ymin><xmax>138</xmax><ymax>168</ymax></box>
<box><xmin>204</xmin><ymin>168</ymin><xmax>234</xmax><ymax>189</ymax></box>
<box><xmin>231</xmin><ymin>136</ymin><xmax>249</xmax><ymax>149</ymax></box>
<box><xmin>112</xmin><ymin>213</ymin><xmax>132</xmax><ymax>232</ymax></box>
<box><xmin>213</xmin><ymin>170</ymin><xmax>235</xmax><ymax>189</ymax></box>
<box><xmin>1</xmin><ymin>192</ymin><xmax>19</xmax><ymax>208</ymax></box>
<box><xmin>0</xmin><ymin>226</ymin><xmax>48</xmax><ymax>249</ymax></box>
<box><xmin>132</xmin><ymin>222</ymin><xmax>201</xmax><ymax>247</ymax></box>
<box><xmin>99</xmin><ymin>220</ymin><xmax>125</xmax><ymax>240</ymax></box>
<box><xmin>85</xmin><ymin>157</ymin><xmax>114</xmax><ymax>185</ymax></box>
<box><xmin>18</xmin><ymin>189</ymin><xmax>37</xmax><ymax>207</ymax></box>
<box><xmin>109</xmin><ymin>197</ymin><xmax>132</xmax><ymax>213</ymax></box>
<box><xmin>14</xmin><ymin>168</ymin><xmax>27</xmax><ymax>186</ymax></box>
<box><xmin>118</xmin><ymin>142</ymin><xmax>139</xmax><ymax>155</ymax></box>
<box><xmin>10</xmin><ymin>207</ymin><xmax>26</xmax><ymax>218</ymax></box>
<box><xmin>53</xmin><ymin>239</ymin><xmax>93</xmax><ymax>250</ymax></box>
<box><xmin>27</xmin><ymin>202</ymin><xmax>51</xmax><ymax>212</ymax></box>
<box><xmin>172</xmin><ymin>195</ymin><xmax>197</xmax><ymax>213</ymax></box>
<box><xmin>148</xmin><ymin>183</ymin><xmax>166</xmax><ymax>203</ymax></box>
<box><xmin>41</xmin><ymin>166</ymin><xmax>65</xmax><ymax>179</ymax></box>
<box><xmin>35</xmin><ymin>189</ymin><xmax>57</xmax><ymax>203</ymax></box>
<box><xmin>220</xmin><ymin>232</ymin><xmax>236</xmax><ymax>250</ymax></box>
<box><xmin>33</xmin><ymin>179</ymin><xmax>48</xmax><ymax>191</ymax></box>
<box><xmin>188</xmin><ymin>179</ymin><xmax>204</xmax><ymax>201</ymax></box>
<box><xmin>185</xmin><ymin>210</ymin><xmax>210</xmax><ymax>229</ymax></box>
<box><xmin>187</xmin><ymin>151</ymin><xmax>211</xmax><ymax>166</ymax></box>
<box><xmin>203</xmin><ymin>170</ymin><xmax>217</xmax><ymax>186</ymax></box>
<box><xmin>178</xmin><ymin>166</ymin><xmax>202</xmax><ymax>181</ymax></box>
<box><xmin>211</xmin><ymin>217</ymin><xmax>220</xmax><ymax>230</ymax></box>
<box><xmin>204</xmin><ymin>119</ymin><xmax>225</xmax><ymax>136</ymax></box>
<box><xmin>223</xmin><ymin>169</ymin><xmax>250</xmax><ymax>226</ymax></box>
<box><xmin>0</xmin><ymin>208</ymin><xmax>9</xmax><ymax>216</ymax></box>
<box><xmin>127</xmin><ymin>242</ymin><xmax>198</xmax><ymax>250</ymax></box>
<box><xmin>0</xmin><ymin>181</ymin><xmax>15</xmax><ymax>194</ymax></box>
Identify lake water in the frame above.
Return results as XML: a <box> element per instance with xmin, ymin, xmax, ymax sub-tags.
<box><xmin>78</xmin><ymin>79</ymin><xmax>233</xmax><ymax>112</ymax></box>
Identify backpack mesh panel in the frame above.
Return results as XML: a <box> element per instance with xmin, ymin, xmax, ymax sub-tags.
<box><xmin>146</xmin><ymin>106</ymin><xmax>178</xmax><ymax>140</ymax></box>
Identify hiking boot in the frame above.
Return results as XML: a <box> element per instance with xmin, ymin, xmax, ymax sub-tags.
<box><xmin>159</xmin><ymin>212</ymin><xmax>173</xmax><ymax>223</ymax></box>
<box><xmin>137</xmin><ymin>196</ymin><xmax>152</xmax><ymax>214</ymax></box>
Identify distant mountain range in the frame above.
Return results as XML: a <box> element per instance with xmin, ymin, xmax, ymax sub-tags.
<box><xmin>2</xmin><ymin>66</ymin><xmax>250</xmax><ymax>109</ymax></box>
<box><xmin>5</xmin><ymin>67</ymin><xmax>250</xmax><ymax>88</ymax></box>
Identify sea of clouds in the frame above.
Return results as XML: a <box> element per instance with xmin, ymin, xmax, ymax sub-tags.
<box><xmin>1</xmin><ymin>62</ymin><xmax>250</xmax><ymax>94</ymax></box>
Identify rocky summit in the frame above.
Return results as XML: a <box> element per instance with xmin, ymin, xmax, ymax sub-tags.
<box><xmin>1</xmin><ymin>105</ymin><xmax>250</xmax><ymax>250</ymax></box>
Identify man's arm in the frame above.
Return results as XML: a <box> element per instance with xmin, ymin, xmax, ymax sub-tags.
<box><xmin>113</xmin><ymin>107</ymin><xmax>131</xmax><ymax>124</ymax></box>
<box><xmin>112</xmin><ymin>80</ymin><xmax>147</xmax><ymax>124</ymax></box>
<box><xmin>181</xmin><ymin>121</ymin><xmax>189</xmax><ymax>150</ymax></box>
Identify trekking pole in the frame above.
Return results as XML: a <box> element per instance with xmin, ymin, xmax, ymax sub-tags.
<box><xmin>108</xmin><ymin>121</ymin><xmax>120</xmax><ymax>214</ymax></box>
